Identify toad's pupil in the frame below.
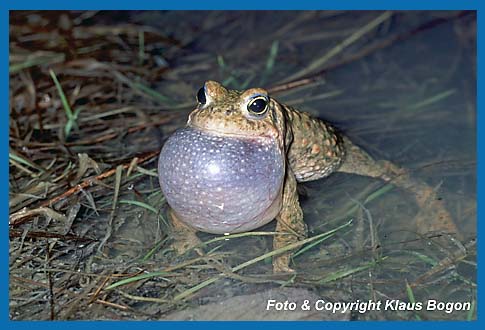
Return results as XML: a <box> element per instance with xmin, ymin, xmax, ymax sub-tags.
<box><xmin>248</xmin><ymin>98</ymin><xmax>267</xmax><ymax>114</ymax></box>
<box><xmin>197</xmin><ymin>87</ymin><xmax>206</xmax><ymax>104</ymax></box>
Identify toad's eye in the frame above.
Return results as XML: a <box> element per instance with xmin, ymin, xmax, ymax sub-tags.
<box><xmin>196</xmin><ymin>86</ymin><xmax>206</xmax><ymax>105</ymax></box>
<box><xmin>247</xmin><ymin>96</ymin><xmax>268</xmax><ymax>115</ymax></box>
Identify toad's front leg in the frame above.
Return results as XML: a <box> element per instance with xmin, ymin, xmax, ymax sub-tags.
<box><xmin>273</xmin><ymin>169</ymin><xmax>307</xmax><ymax>273</ymax></box>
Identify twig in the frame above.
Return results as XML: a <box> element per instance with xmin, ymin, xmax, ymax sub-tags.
<box><xmin>9</xmin><ymin>207</ymin><xmax>67</xmax><ymax>226</ymax></box>
<box><xmin>9</xmin><ymin>229</ymin><xmax>97</xmax><ymax>243</ymax></box>
<box><xmin>45</xmin><ymin>241</ymin><xmax>55</xmax><ymax>320</ymax></box>
<box><xmin>411</xmin><ymin>238</ymin><xmax>476</xmax><ymax>287</ymax></box>
<box><xmin>10</xmin><ymin>150</ymin><xmax>159</xmax><ymax>227</ymax></box>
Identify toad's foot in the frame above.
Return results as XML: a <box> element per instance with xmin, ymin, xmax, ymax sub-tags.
<box><xmin>376</xmin><ymin>160</ymin><xmax>460</xmax><ymax>237</ymax></box>
<box><xmin>272</xmin><ymin>253</ymin><xmax>296</xmax><ymax>274</ymax></box>
<box><xmin>338</xmin><ymin>139</ymin><xmax>461</xmax><ymax>238</ymax></box>
<box><xmin>412</xmin><ymin>185</ymin><xmax>461</xmax><ymax>238</ymax></box>
<box><xmin>168</xmin><ymin>208</ymin><xmax>202</xmax><ymax>255</ymax></box>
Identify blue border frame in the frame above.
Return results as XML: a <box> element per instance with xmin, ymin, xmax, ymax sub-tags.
<box><xmin>3</xmin><ymin>0</ymin><xmax>481</xmax><ymax>329</ymax></box>
<box><xmin>2</xmin><ymin>0</ymin><xmax>481</xmax><ymax>10</ymax></box>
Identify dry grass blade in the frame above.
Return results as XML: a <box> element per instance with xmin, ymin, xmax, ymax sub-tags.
<box><xmin>269</xmin><ymin>11</ymin><xmax>472</xmax><ymax>94</ymax></box>
<box><xmin>97</xmin><ymin>165</ymin><xmax>123</xmax><ymax>253</ymax></box>
<box><xmin>282</xmin><ymin>11</ymin><xmax>393</xmax><ymax>83</ymax></box>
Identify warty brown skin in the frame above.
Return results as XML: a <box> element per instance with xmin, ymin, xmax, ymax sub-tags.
<box><xmin>164</xmin><ymin>80</ymin><xmax>459</xmax><ymax>273</ymax></box>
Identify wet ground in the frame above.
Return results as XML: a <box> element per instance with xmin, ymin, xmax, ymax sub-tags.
<box><xmin>9</xmin><ymin>11</ymin><xmax>476</xmax><ymax>320</ymax></box>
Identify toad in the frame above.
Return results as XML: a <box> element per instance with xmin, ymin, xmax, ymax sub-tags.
<box><xmin>158</xmin><ymin>81</ymin><xmax>459</xmax><ymax>273</ymax></box>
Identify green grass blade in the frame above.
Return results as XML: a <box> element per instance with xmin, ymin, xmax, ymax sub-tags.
<box><xmin>10</xmin><ymin>53</ymin><xmax>65</xmax><ymax>73</ymax></box>
<box><xmin>405</xmin><ymin>280</ymin><xmax>421</xmax><ymax>320</ymax></box>
<box><xmin>118</xmin><ymin>200</ymin><xmax>158</xmax><ymax>214</ymax></box>
<box><xmin>466</xmin><ymin>300</ymin><xmax>476</xmax><ymax>321</ymax></box>
<box><xmin>407</xmin><ymin>89</ymin><xmax>456</xmax><ymax>112</ymax></box>
<box><xmin>318</xmin><ymin>256</ymin><xmax>387</xmax><ymax>284</ymax></box>
<box><xmin>9</xmin><ymin>152</ymin><xmax>40</xmax><ymax>170</ymax></box>
<box><xmin>141</xmin><ymin>239</ymin><xmax>168</xmax><ymax>262</ymax></box>
<box><xmin>49</xmin><ymin>69</ymin><xmax>73</xmax><ymax>119</ymax></box>
<box><xmin>49</xmin><ymin>69</ymin><xmax>81</xmax><ymax>137</ymax></box>
<box><xmin>265</xmin><ymin>40</ymin><xmax>279</xmax><ymax>72</ymax></box>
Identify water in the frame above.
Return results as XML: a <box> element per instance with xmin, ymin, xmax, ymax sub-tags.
<box><xmin>143</xmin><ymin>11</ymin><xmax>476</xmax><ymax>320</ymax></box>
<box><xmin>9</xmin><ymin>10</ymin><xmax>476</xmax><ymax>320</ymax></box>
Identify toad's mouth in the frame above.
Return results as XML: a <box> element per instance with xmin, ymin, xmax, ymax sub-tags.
<box><xmin>187</xmin><ymin>122</ymin><xmax>278</xmax><ymax>141</ymax></box>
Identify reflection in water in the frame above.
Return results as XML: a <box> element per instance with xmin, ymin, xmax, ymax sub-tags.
<box><xmin>152</xmin><ymin>10</ymin><xmax>476</xmax><ymax>320</ymax></box>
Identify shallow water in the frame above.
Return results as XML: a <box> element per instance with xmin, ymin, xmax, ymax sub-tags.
<box><xmin>9</xmin><ymin>10</ymin><xmax>476</xmax><ymax>321</ymax></box>
<box><xmin>144</xmin><ymin>10</ymin><xmax>476</xmax><ymax>320</ymax></box>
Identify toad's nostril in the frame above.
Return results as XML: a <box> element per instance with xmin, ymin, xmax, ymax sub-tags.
<box><xmin>224</xmin><ymin>107</ymin><xmax>237</xmax><ymax>115</ymax></box>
